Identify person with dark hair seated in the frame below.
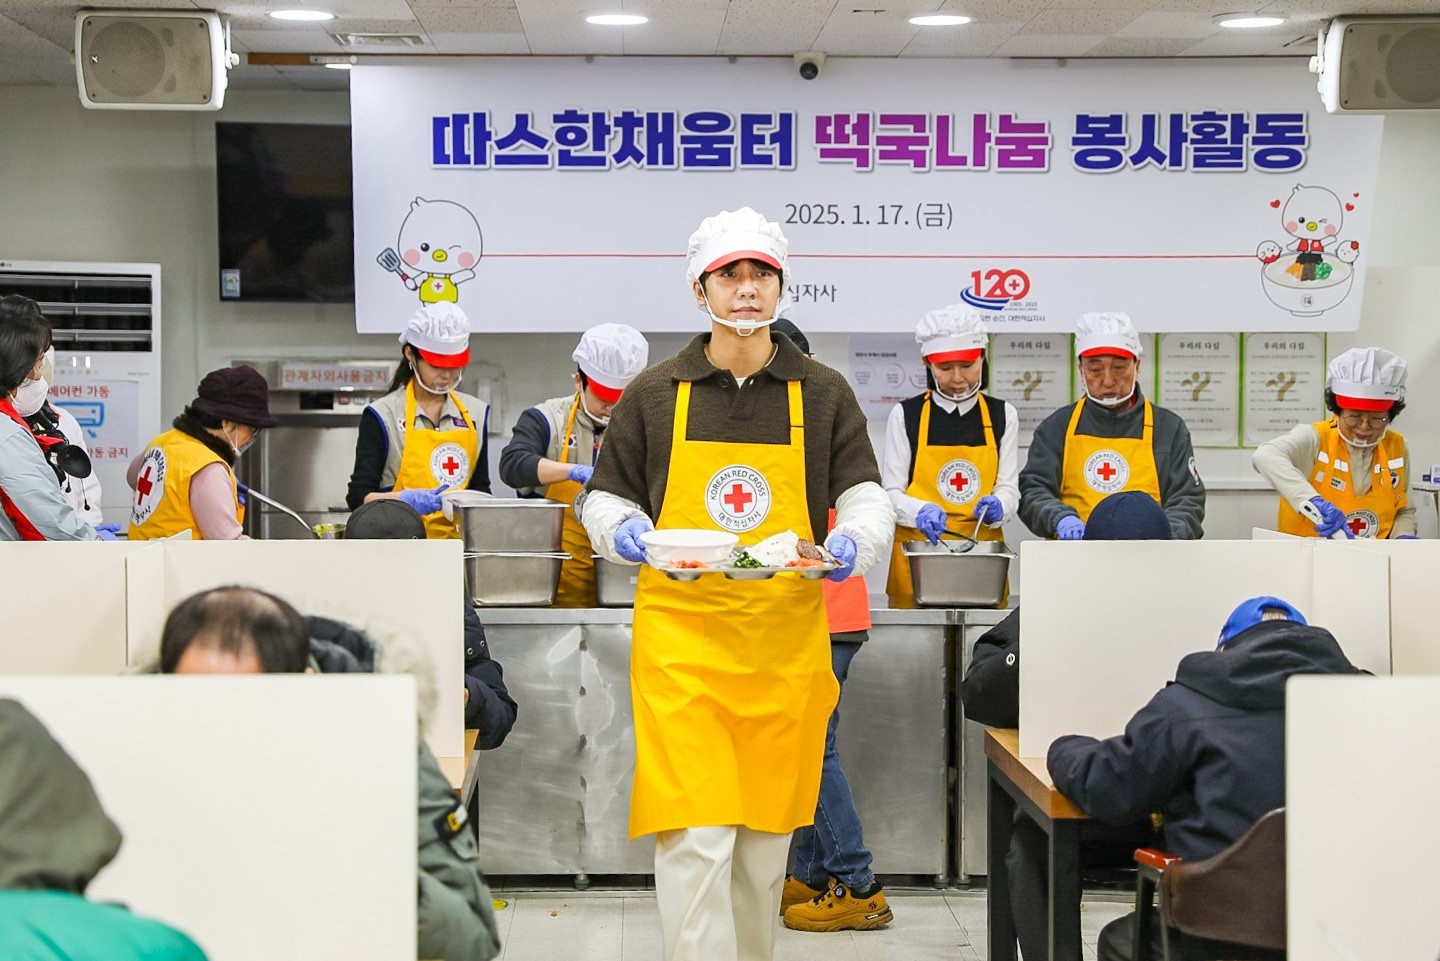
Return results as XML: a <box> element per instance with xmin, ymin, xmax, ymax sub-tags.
<box><xmin>1253</xmin><ymin>346</ymin><xmax>1415</xmax><ymax>539</ymax></box>
<box><xmin>159</xmin><ymin>585</ymin><xmax>502</xmax><ymax>961</ymax></box>
<box><xmin>0</xmin><ymin>699</ymin><xmax>207</xmax><ymax>959</ymax></box>
<box><xmin>128</xmin><ymin>365</ymin><xmax>278</xmax><ymax>541</ymax></box>
<box><xmin>1048</xmin><ymin>596</ymin><xmax>1365</xmax><ymax>960</ymax></box>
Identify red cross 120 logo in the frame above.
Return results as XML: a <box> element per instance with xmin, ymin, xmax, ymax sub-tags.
<box><xmin>1083</xmin><ymin>450</ymin><xmax>1130</xmax><ymax>494</ymax></box>
<box><xmin>960</xmin><ymin>268</ymin><xmax>1032</xmax><ymax>311</ymax></box>
<box><xmin>1343</xmin><ymin>509</ymin><xmax>1379</xmax><ymax>538</ymax></box>
<box><xmin>131</xmin><ymin>447</ymin><xmax>168</xmax><ymax>524</ymax></box>
<box><xmin>430</xmin><ymin>443</ymin><xmax>471</xmax><ymax>486</ymax></box>
<box><xmin>705</xmin><ymin>464</ymin><xmax>772</xmax><ymax>533</ymax></box>
<box><xmin>937</xmin><ymin>458</ymin><xmax>981</xmax><ymax>506</ymax></box>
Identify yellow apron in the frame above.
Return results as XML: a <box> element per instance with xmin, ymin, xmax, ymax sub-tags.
<box><xmin>1276</xmin><ymin>420</ymin><xmax>1407</xmax><ymax>539</ymax></box>
<box><xmin>629</xmin><ymin>379</ymin><xmax>838</xmax><ymax>839</ymax></box>
<box><xmin>128</xmin><ymin>429</ymin><xmax>243</xmax><ymax>540</ymax></box>
<box><xmin>545</xmin><ymin>395</ymin><xmax>598</xmax><ymax>608</ymax></box>
<box><xmin>1058</xmin><ymin>399</ymin><xmax>1162</xmax><ymax>523</ymax></box>
<box><xmin>395</xmin><ymin>380</ymin><xmax>479</xmax><ymax>540</ymax></box>
<box><xmin>887</xmin><ymin>393</ymin><xmax>1005</xmax><ymax>596</ymax></box>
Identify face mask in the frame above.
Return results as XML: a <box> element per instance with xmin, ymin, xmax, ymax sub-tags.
<box><xmin>411</xmin><ymin>362</ymin><xmax>461</xmax><ymax>395</ymax></box>
<box><xmin>932</xmin><ymin>375</ymin><xmax>981</xmax><ymax>405</ymax></box>
<box><xmin>11</xmin><ymin>376</ymin><xmax>48</xmax><ymax>417</ymax></box>
<box><xmin>1085</xmin><ymin>381</ymin><xmax>1136</xmax><ymax>409</ymax></box>
<box><xmin>580</xmin><ymin>391</ymin><xmax>611</xmax><ymax>427</ymax></box>
<box><xmin>223</xmin><ymin>425</ymin><xmax>256</xmax><ymax>457</ymax></box>
<box><xmin>699</xmin><ymin>287</ymin><xmax>774</xmax><ymax>338</ymax></box>
<box><xmin>1337</xmin><ymin>423</ymin><xmax>1385</xmax><ymax>449</ymax></box>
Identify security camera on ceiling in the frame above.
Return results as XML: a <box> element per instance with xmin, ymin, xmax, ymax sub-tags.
<box><xmin>1310</xmin><ymin>15</ymin><xmax>1440</xmax><ymax>113</ymax></box>
<box><xmin>794</xmin><ymin>51</ymin><xmax>825</xmax><ymax>81</ymax></box>
<box><xmin>74</xmin><ymin>9</ymin><xmax>239</xmax><ymax>111</ymax></box>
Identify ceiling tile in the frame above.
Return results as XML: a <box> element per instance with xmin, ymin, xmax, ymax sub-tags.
<box><xmin>1019</xmin><ymin>8</ymin><xmax>1149</xmax><ymax>34</ymax></box>
<box><xmin>428</xmin><ymin>31</ymin><xmax>533</xmax><ymax>52</ymax></box>
<box><xmin>1180</xmin><ymin>33</ymin><xmax>1312</xmax><ymax>55</ymax></box>
<box><xmin>901</xmin><ymin>21</ymin><xmax>1025</xmax><ymax>55</ymax></box>
<box><xmin>1115</xmin><ymin>12</ymin><xmax>1225</xmax><ymax>39</ymax></box>
<box><xmin>1086</xmin><ymin>36</ymin><xmax>1205</xmax><ymax>55</ymax></box>
<box><xmin>234</xmin><ymin>28</ymin><xmax>350</xmax><ymax>53</ymax></box>
<box><xmin>619</xmin><ymin>11</ymin><xmax>728</xmax><ymax>54</ymax></box>
<box><xmin>993</xmin><ymin>32</ymin><xmax>1108</xmax><ymax>56</ymax></box>
<box><xmin>411</xmin><ymin>6</ymin><xmax>524</xmax><ymax>32</ymax></box>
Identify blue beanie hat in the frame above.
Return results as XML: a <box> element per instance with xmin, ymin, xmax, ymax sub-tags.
<box><xmin>1083</xmin><ymin>491</ymin><xmax>1171</xmax><ymax>541</ymax></box>
<box><xmin>1217</xmin><ymin>596</ymin><xmax>1307</xmax><ymax>647</ymax></box>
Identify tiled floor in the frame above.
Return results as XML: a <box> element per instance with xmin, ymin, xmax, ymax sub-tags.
<box><xmin>487</xmin><ymin>887</ymin><xmax>1133</xmax><ymax>961</ymax></box>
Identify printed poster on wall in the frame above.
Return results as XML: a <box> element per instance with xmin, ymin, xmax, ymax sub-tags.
<box><xmin>988</xmin><ymin>334</ymin><xmax>1072</xmax><ymax>446</ymax></box>
<box><xmin>1242</xmin><ymin>333</ymin><xmax>1327</xmax><ymax>447</ymax></box>
<box><xmin>849</xmin><ymin>334</ymin><xmax>927</xmax><ymax>420</ymax></box>
<box><xmin>49</xmin><ymin>378</ymin><xmax>140</xmax><ymax>514</ymax></box>
<box><xmin>351</xmin><ymin>57</ymin><xmax>1384</xmax><ymax>335</ymax></box>
<box><xmin>1158</xmin><ymin>333</ymin><xmax>1241</xmax><ymax>447</ymax></box>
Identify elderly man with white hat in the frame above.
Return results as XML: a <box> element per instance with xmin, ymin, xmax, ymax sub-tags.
<box><xmin>1018</xmin><ymin>312</ymin><xmax>1205</xmax><ymax>540</ymax></box>
<box><xmin>882</xmin><ymin>304</ymin><xmax>1020</xmax><ymax>595</ymax></box>
<box><xmin>346</xmin><ymin>301</ymin><xmax>491</xmax><ymax>539</ymax></box>
<box><xmin>1254</xmin><ymin>346</ymin><xmax>1415</xmax><ymax>539</ymax></box>
<box><xmin>579</xmin><ymin>206</ymin><xmax>894</xmax><ymax>961</ymax></box>
<box><xmin>499</xmin><ymin>322</ymin><xmax>650</xmax><ymax>605</ymax></box>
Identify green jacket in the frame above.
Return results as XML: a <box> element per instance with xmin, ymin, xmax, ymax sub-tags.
<box><xmin>416</xmin><ymin>743</ymin><xmax>502</xmax><ymax>961</ymax></box>
<box><xmin>0</xmin><ymin>891</ymin><xmax>207</xmax><ymax>961</ymax></box>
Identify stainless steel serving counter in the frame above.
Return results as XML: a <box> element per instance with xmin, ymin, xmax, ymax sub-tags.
<box><xmin>474</xmin><ymin>599</ymin><xmax>1005</xmax><ymax>883</ymax></box>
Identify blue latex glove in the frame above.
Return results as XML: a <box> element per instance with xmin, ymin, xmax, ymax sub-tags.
<box><xmin>824</xmin><ymin>533</ymin><xmax>858</xmax><ymax>583</ymax></box>
<box><xmin>1307</xmin><ymin>496</ymin><xmax>1351</xmax><ymax>538</ymax></box>
<box><xmin>614</xmin><ymin>515</ymin><xmax>653</xmax><ymax>563</ymax></box>
<box><xmin>567</xmin><ymin>463</ymin><xmax>595</xmax><ymax>486</ymax></box>
<box><xmin>398</xmin><ymin>484</ymin><xmax>449</xmax><ymax>516</ymax></box>
<box><xmin>1056</xmin><ymin>515</ymin><xmax>1085</xmax><ymax>540</ymax></box>
<box><xmin>974</xmin><ymin>495</ymin><xmax>1004</xmax><ymax>525</ymax></box>
<box><xmin>915</xmin><ymin>503</ymin><xmax>947</xmax><ymax>545</ymax></box>
<box><xmin>95</xmin><ymin>522</ymin><xmax>123</xmax><ymax>535</ymax></box>
<box><xmin>1396</xmin><ymin>534</ymin><xmax>1419</xmax><ymax>540</ymax></box>
<box><xmin>235</xmin><ymin>482</ymin><xmax>248</xmax><ymax>506</ymax></box>
<box><xmin>93</xmin><ymin>527</ymin><xmax>119</xmax><ymax>541</ymax></box>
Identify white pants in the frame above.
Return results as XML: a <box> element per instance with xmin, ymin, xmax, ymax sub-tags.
<box><xmin>653</xmin><ymin>825</ymin><xmax>793</xmax><ymax>961</ymax></box>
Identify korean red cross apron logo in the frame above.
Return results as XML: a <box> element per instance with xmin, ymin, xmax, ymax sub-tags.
<box><xmin>1084</xmin><ymin>450</ymin><xmax>1130</xmax><ymax>494</ymax></box>
<box><xmin>705</xmin><ymin>464</ymin><xmax>772</xmax><ymax>533</ymax></box>
<box><xmin>937</xmin><ymin>458</ymin><xmax>981</xmax><ymax>505</ymax></box>
<box><xmin>1343</xmin><ymin>509</ymin><xmax>1379</xmax><ymax>538</ymax></box>
<box><xmin>430</xmin><ymin>443</ymin><xmax>470</xmax><ymax>486</ymax></box>
<box><xmin>131</xmin><ymin>447</ymin><xmax>168</xmax><ymax>524</ymax></box>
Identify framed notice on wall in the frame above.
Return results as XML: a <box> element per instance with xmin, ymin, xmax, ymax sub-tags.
<box><xmin>989</xmin><ymin>334</ymin><xmax>1072</xmax><ymax>446</ymax></box>
<box><xmin>1157</xmin><ymin>333</ymin><xmax>1241</xmax><ymax>447</ymax></box>
<box><xmin>1242</xmin><ymin>333</ymin><xmax>1327</xmax><ymax>447</ymax></box>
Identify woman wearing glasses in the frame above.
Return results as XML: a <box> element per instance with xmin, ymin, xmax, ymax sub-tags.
<box><xmin>1254</xmin><ymin>347</ymin><xmax>1416</xmax><ymax>539</ymax></box>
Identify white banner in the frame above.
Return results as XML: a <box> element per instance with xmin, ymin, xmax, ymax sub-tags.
<box><xmin>352</xmin><ymin>57</ymin><xmax>1383</xmax><ymax>335</ymax></box>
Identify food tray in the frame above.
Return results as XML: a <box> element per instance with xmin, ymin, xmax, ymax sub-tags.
<box><xmin>649</xmin><ymin>549</ymin><xmax>840</xmax><ymax>582</ymax></box>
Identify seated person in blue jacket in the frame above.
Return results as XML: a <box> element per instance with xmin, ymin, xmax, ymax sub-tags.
<box><xmin>1047</xmin><ymin>596</ymin><xmax>1365</xmax><ymax>961</ymax></box>
<box><xmin>0</xmin><ymin>698</ymin><xmax>207</xmax><ymax>960</ymax></box>
<box><xmin>158</xmin><ymin>585</ymin><xmax>503</xmax><ymax>961</ymax></box>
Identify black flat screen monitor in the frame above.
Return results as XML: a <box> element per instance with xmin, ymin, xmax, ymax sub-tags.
<box><xmin>215</xmin><ymin>122</ymin><xmax>354</xmax><ymax>303</ymax></box>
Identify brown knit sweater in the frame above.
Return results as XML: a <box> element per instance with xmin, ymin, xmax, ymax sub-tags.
<box><xmin>587</xmin><ymin>332</ymin><xmax>880</xmax><ymax>541</ymax></box>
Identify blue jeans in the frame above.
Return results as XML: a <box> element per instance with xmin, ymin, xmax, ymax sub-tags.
<box><xmin>790</xmin><ymin>640</ymin><xmax>875</xmax><ymax>891</ymax></box>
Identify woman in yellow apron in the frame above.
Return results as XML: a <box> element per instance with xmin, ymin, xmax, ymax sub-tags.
<box><xmin>498</xmin><ymin>324</ymin><xmax>649</xmax><ymax>606</ymax></box>
<box><xmin>577</xmin><ymin>207</ymin><xmax>895</xmax><ymax>961</ymax></box>
<box><xmin>129</xmin><ymin>365</ymin><xmax>278</xmax><ymax>540</ymax></box>
<box><xmin>1256</xmin><ymin>346</ymin><xmax>1416</xmax><ymax>538</ymax></box>
<box><xmin>882</xmin><ymin>305</ymin><xmax>1019</xmax><ymax>597</ymax></box>
<box><xmin>346</xmin><ymin>302</ymin><xmax>490</xmax><ymax>539</ymax></box>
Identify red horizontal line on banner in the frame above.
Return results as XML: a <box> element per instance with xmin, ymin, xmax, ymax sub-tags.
<box><xmin>482</xmin><ymin>253</ymin><xmax>1254</xmax><ymax>260</ymax></box>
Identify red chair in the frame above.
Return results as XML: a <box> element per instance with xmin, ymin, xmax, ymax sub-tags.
<box><xmin>1132</xmin><ymin>808</ymin><xmax>1286</xmax><ymax>961</ymax></box>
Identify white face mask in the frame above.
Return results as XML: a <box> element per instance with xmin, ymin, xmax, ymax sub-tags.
<box><xmin>933</xmin><ymin>378</ymin><xmax>981</xmax><ymax>404</ymax></box>
<box><xmin>411</xmin><ymin>362</ymin><xmax>462</xmax><ymax>396</ymax></box>
<box><xmin>699</xmin><ymin>287</ymin><xmax>774</xmax><ymax>338</ymax></box>
<box><xmin>11</xmin><ymin>376</ymin><xmax>48</xmax><ymax>418</ymax></box>
<box><xmin>1085</xmin><ymin>382</ymin><xmax>1136</xmax><ymax>409</ymax></box>
<box><xmin>1337</xmin><ymin>423</ymin><xmax>1385</xmax><ymax>449</ymax></box>
<box><xmin>580</xmin><ymin>392</ymin><xmax>611</xmax><ymax>427</ymax></box>
<box><xmin>223</xmin><ymin>425</ymin><xmax>255</xmax><ymax>457</ymax></box>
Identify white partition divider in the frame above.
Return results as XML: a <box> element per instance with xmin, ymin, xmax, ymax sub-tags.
<box><xmin>1288</xmin><ymin>676</ymin><xmax>1440</xmax><ymax>961</ymax></box>
<box><xmin>1320</xmin><ymin>538</ymin><xmax>1440</xmax><ymax>675</ymax></box>
<box><xmin>124</xmin><ymin>539</ymin><xmax>464</xmax><ymax>760</ymax></box>
<box><xmin>1018</xmin><ymin>539</ymin><xmax>1391</xmax><ymax>757</ymax></box>
<box><xmin>0</xmin><ymin>542</ymin><xmax>155</xmax><ymax>676</ymax></box>
<box><xmin>0</xmin><ymin>676</ymin><xmax>417</xmax><ymax>961</ymax></box>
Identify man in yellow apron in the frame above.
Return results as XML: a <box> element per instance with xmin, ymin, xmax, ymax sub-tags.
<box><xmin>1018</xmin><ymin>312</ymin><xmax>1205</xmax><ymax>540</ymax></box>
<box><xmin>882</xmin><ymin>305</ymin><xmax>1020</xmax><ymax>596</ymax></box>
<box><xmin>346</xmin><ymin>303</ymin><xmax>490</xmax><ymax>539</ymax></box>
<box><xmin>579</xmin><ymin>207</ymin><xmax>894</xmax><ymax>961</ymax></box>
<box><xmin>499</xmin><ymin>323</ymin><xmax>649</xmax><ymax>606</ymax></box>
<box><xmin>1255</xmin><ymin>346</ymin><xmax>1416</xmax><ymax>538</ymax></box>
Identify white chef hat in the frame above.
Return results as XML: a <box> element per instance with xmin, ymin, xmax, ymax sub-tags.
<box><xmin>400</xmin><ymin>302</ymin><xmax>471</xmax><ymax>368</ymax></box>
<box><xmin>1075</xmin><ymin>311</ymin><xmax>1142</xmax><ymax>360</ymax></box>
<box><xmin>573</xmin><ymin>323</ymin><xmax>650</xmax><ymax>402</ymax></box>
<box><xmin>1327</xmin><ymin>346</ymin><xmax>1407</xmax><ymax>410</ymax></box>
<box><xmin>915</xmin><ymin>304</ymin><xmax>989</xmax><ymax>362</ymax></box>
<box><xmin>685</xmin><ymin>206</ymin><xmax>790</xmax><ymax>286</ymax></box>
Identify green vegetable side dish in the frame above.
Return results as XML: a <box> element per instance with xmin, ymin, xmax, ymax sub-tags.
<box><xmin>732</xmin><ymin>552</ymin><xmax>763</xmax><ymax>569</ymax></box>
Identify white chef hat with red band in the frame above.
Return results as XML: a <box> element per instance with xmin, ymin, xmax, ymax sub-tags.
<box><xmin>1075</xmin><ymin>311</ymin><xmax>1142</xmax><ymax>360</ymax></box>
<box><xmin>401</xmin><ymin>302</ymin><xmax>471</xmax><ymax>368</ymax></box>
<box><xmin>1327</xmin><ymin>347</ymin><xmax>1406</xmax><ymax>411</ymax></box>
<box><xmin>573</xmin><ymin>323</ymin><xmax>650</xmax><ymax>403</ymax></box>
<box><xmin>916</xmin><ymin>304</ymin><xmax>989</xmax><ymax>362</ymax></box>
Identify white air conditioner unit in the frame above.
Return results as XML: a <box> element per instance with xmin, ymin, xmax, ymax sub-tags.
<box><xmin>1312</xmin><ymin>16</ymin><xmax>1440</xmax><ymax>114</ymax></box>
<box><xmin>74</xmin><ymin>9</ymin><xmax>239</xmax><ymax>111</ymax></box>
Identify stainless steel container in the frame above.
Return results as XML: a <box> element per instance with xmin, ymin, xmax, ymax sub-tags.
<box><xmin>593</xmin><ymin>555</ymin><xmax>640</xmax><ymax>607</ymax></box>
<box><xmin>454</xmin><ymin>499</ymin><xmax>567</xmax><ymax>553</ymax></box>
<box><xmin>465</xmin><ymin>552</ymin><xmax>570</xmax><ymax>607</ymax></box>
<box><xmin>903</xmin><ymin>540</ymin><xmax>1013</xmax><ymax>607</ymax></box>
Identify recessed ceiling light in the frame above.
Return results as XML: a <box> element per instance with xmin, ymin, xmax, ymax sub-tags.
<box><xmin>324</xmin><ymin>62</ymin><xmax>352</xmax><ymax>70</ymax></box>
<box><xmin>909</xmin><ymin>14</ymin><xmax>972</xmax><ymax>27</ymax></box>
<box><xmin>269</xmin><ymin>9</ymin><xmax>335</xmax><ymax>22</ymax></box>
<box><xmin>1214</xmin><ymin>13</ymin><xmax>1285</xmax><ymax>28</ymax></box>
<box><xmin>587</xmin><ymin>13</ymin><xmax>649</xmax><ymax>26</ymax></box>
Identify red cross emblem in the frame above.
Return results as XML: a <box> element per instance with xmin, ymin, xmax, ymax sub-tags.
<box><xmin>1347</xmin><ymin>517</ymin><xmax>1368</xmax><ymax>536</ymax></box>
<box><xmin>1096</xmin><ymin>461</ymin><xmax>1118</xmax><ymax>481</ymax></box>
<box><xmin>440</xmin><ymin>455</ymin><xmax>461</xmax><ymax>477</ymax></box>
<box><xmin>949</xmin><ymin>474</ymin><xmax>969</xmax><ymax>493</ymax></box>
<box><xmin>723</xmin><ymin>483</ymin><xmax>754</xmax><ymax>515</ymax></box>
<box><xmin>136</xmin><ymin>466</ymin><xmax>155</xmax><ymax>498</ymax></box>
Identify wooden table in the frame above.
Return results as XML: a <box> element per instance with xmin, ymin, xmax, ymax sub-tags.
<box><xmin>438</xmin><ymin>728</ymin><xmax>480</xmax><ymax>798</ymax></box>
<box><xmin>984</xmin><ymin>727</ymin><xmax>1089</xmax><ymax>961</ymax></box>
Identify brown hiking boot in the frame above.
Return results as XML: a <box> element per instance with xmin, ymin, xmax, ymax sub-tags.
<box><xmin>779</xmin><ymin>875</ymin><xmax>830</xmax><ymax>914</ymax></box>
<box><xmin>783</xmin><ymin>883</ymin><xmax>894</xmax><ymax>932</ymax></box>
